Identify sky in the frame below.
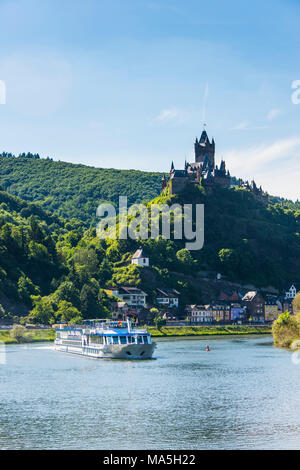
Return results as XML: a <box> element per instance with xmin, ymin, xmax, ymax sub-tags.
<box><xmin>0</xmin><ymin>0</ymin><xmax>300</xmax><ymax>200</ymax></box>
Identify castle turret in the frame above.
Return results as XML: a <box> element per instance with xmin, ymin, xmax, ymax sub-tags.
<box><xmin>194</xmin><ymin>130</ymin><xmax>215</xmax><ymax>167</ymax></box>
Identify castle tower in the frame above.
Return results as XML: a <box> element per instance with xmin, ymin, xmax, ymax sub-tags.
<box><xmin>194</xmin><ymin>130</ymin><xmax>215</xmax><ymax>167</ymax></box>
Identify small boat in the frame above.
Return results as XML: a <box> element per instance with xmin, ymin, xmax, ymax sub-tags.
<box><xmin>54</xmin><ymin>319</ymin><xmax>156</xmax><ymax>360</ymax></box>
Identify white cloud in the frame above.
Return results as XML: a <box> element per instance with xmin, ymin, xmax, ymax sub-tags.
<box><xmin>267</xmin><ymin>108</ymin><xmax>281</xmax><ymax>121</ymax></box>
<box><xmin>222</xmin><ymin>137</ymin><xmax>300</xmax><ymax>201</ymax></box>
<box><xmin>232</xmin><ymin>121</ymin><xmax>250</xmax><ymax>130</ymax></box>
<box><xmin>232</xmin><ymin>121</ymin><xmax>269</xmax><ymax>131</ymax></box>
<box><xmin>153</xmin><ymin>107</ymin><xmax>189</xmax><ymax>125</ymax></box>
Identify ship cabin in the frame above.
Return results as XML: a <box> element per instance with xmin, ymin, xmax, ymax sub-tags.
<box><xmin>56</xmin><ymin>319</ymin><xmax>152</xmax><ymax>347</ymax></box>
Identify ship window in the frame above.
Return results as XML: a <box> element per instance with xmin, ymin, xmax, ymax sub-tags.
<box><xmin>106</xmin><ymin>336</ymin><xmax>112</xmax><ymax>345</ymax></box>
<box><xmin>90</xmin><ymin>335</ymin><xmax>103</xmax><ymax>344</ymax></box>
<box><xmin>137</xmin><ymin>336</ymin><xmax>142</xmax><ymax>344</ymax></box>
<box><xmin>143</xmin><ymin>335</ymin><xmax>148</xmax><ymax>344</ymax></box>
<box><xmin>128</xmin><ymin>336</ymin><xmax>135</xmax><ymax>344</ymax></box>
<box><xmin>120</xmin><ymin>336</ymin><xmax>127</xmax><ymax>344</ymax></box>
<box><xmin>112</xmin><ymin>336</ymin><xmax>119</xmax><ymax>344</ymax></box>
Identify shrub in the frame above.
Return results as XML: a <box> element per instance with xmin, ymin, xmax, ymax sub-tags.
<box><xmin>10</xmin><ymin>325</ymin><xmax>32</xmax><ymax>343</ymax></box>
<box><xmin>272</xmin><ymin>311</ymin><xmax>300</xmax><ymax>348</ymax></box>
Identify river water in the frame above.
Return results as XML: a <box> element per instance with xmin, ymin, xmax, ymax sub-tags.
<box><xmin>0</xmin><ymin>335</ymin><xmax>299</xmax><ymax>449</ymax></box>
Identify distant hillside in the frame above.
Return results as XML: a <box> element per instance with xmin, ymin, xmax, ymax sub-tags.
<box><xmin>137</xmin><ymin>183</ymin><xmax>300</xmax><ymax>290</ymax></box>
<box><xmin>0</xmin><ymin>187</ymin><xmax>203</xmax><ymax>324</ymax></box>
<box><xmin>0</xmin><ymin>153</ymin><xmax>163</xmax><ymax>224</ymax></box>
<box><xmin>0</xmin><ymin>188</ymin><xmax>113</xmax><ymax>323</ymax></box>
<box><xmin>0</xmin><ymin>189</ymin><xmax>73</xmax><ymax>317</ymax></box>
<box><xmin>0</xmin><ymin>179</ymin><xmax>299</xmax><ymax>324</ymax></box>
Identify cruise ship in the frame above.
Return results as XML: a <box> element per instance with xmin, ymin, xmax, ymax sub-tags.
<box><xmin>54</xmin><ymin>319</ymin><xmax>156</xmax><ymax>360</ymax></box>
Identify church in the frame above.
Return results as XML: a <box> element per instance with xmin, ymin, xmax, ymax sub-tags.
<box><xmin>162</xmin><ymin>130</ymin><xmax>231</xmax><ymax>195</ymax></box>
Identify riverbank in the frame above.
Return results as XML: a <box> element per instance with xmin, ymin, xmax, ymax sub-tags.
<box><xmin>147</xmin><ymin>325</ymin><xmax>272</xmax><ymax>337</ymax></box>
<box><xmin>0</xmin><ymin>325</ymin><xmax>271</xmax><ymax>344</ymax></box>
<box><xmin>0</xmin><ymin>328</ymin><xmax>55</xmax><ymax>344</ymax></box>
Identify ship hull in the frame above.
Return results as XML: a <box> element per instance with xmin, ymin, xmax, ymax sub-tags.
<box><xmin>54</xmin><ymin>341</ymin><xmax>156</xmax><ymax>360</ymax></box>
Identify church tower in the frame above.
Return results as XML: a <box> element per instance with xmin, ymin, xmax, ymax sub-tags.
<box><xmin>194</xmin><ymin>130</ymin><xmax>215</xmax><ymax>167</ymax></box>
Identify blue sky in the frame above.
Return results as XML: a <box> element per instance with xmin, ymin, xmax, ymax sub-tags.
<box><xmin>0</xmin><ymin>0</ymin><xmax>300</xmax><ymax>200</ymax></box>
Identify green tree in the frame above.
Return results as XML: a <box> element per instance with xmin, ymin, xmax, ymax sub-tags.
<box><xmin>176</xmin><ymin>248</ymin><xmax>194</xmax><ymax>273</ymax></box>
<box><xmin>73</xmin><ymin>247</ymin><xmax>99</xmax><ymax>276</ymax></box>
<box><xmin>55</xmin><ymin>300</ymin><xmax>82</xmax><ymax>323</ymax></box>
<box><xmin>10</xmin><ymin>325</ymin><xmax>31</xmax><ymax>343</ymax></box>
<box><xmin>293</xmin><ymin>292</ymin><xmax>300</xmax><ymax>314</ymax></box>
<box><xmin>53</xmin><ymin>281</ymin><xmax>80</xmax><ymax>308</ymax></box>
<box><xmin>154</xmin><ymin>315</ymin><xmax>165</xmax><ymax>330</ymax></box>
<box><xmin>18</xmin><ymin>276</ymin><xmax>40</xmax><ymax>303</ymax></box>
<box><xmin>29</xmin><ymin>295</ymin><xmax>56</xmax><ymax>325</ymax></box>
<box><xmin>80</xmin><ymin>284</ymin><xmax>100</xmax><ymax>318</ymax></box>
<box><xmin>218</xmin><ymin>248</ymin><xmax>239</xmax><ymax>277</ymax></box>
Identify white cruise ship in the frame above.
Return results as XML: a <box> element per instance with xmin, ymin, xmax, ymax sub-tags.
<box><xmin>54</xmin><ymin>319</ymin><xmax>156</xmax><ymax>360</ymax></box>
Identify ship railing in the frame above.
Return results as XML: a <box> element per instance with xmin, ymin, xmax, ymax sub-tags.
<box><xmin>82</xmin><ymin>320</ymin><xmax>131</xmax><ymax>329</ymax></box>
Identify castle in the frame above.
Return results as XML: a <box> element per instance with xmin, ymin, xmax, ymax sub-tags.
<box><xmin>162</xmin><ymin>130</ymin><xmax>268</xmax><ymax>203</ymax></box>
<box><xmin>162</xmin><ymin>130</ymin><xmax>230</xmax><ymax>195</ymax></box>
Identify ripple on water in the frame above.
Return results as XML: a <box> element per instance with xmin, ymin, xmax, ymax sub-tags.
<box><xmin>1</xmin><ymin>336</ymin><xmax>300</xmax><ymax>450</ymax></box>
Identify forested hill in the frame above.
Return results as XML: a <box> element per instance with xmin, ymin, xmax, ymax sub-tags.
<box><xmin>143</xmin><ymin>184</ymin><xmax>300</xmax><ymax>290</ymax></box>
<box><xmin>0</xmin><ymin>153</ymin><xmax>299</xmax><ymax>226</ymax></box>
<box><xmin>0</xmin><ymin>153</ymin><xmax>163</xmax><ymax>224</ymax></box>
<box><xmin>0</xmin><ymin>164</ymin><xmax>299</xmax><ymax>323</ymax></box>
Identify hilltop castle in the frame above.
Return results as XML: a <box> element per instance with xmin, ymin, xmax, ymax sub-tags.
<box><xmin>162</xmin><ymin>130</ymin><xmax>230</xmax><ymax>195</ymax></box>
<box><xmin>162</xmin><ymin>130</ymin><xmax>268</xmax><ymax>203</ymax></box>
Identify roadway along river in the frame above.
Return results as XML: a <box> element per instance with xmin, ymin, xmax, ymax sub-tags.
<box><xmin>0</xmin><ymin>335</ymin><xmax>299</xmax><ymax>449</ymax></box>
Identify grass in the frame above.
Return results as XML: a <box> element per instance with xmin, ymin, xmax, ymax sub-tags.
<box><xmin>0</xmin><ymin>328</ymin><xmax>55</xmax><ymax>344</ymax></box>
<box><xmin>146</xmin><ymin>325</ymin><xmax>272</xmax><ymax>337</ymax></box>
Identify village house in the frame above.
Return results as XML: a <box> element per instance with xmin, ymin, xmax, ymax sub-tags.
<box><xmin>110</xmin><ymin>301</ymin><xmax>129</xmax><ymax>320</ymax></box>
<box><xmin>284</xmin><ymin>284</ymin><xmax>297</xmax><ymax>300</ymax></box>
<box><xmin>185</xmin><ymin>305</ymin><xmax>213</xmax><ymax>324</ymax></box>
<box><xmin>242</xmin><ymin>291</ymin><xmax>265</xmax><ymax>323</ymax></box>
<box><xmin>155</xmin><ymin>288</ymin><xmax>180</xmax><ymax>309</ymax></box>
<box><xmin>218</xmin><ymin>290</ymin><xmax>242</xmax><ymax>302</ymax></box>
<box><xmin>230</xmin><ymin>303</ymin><xmax>246</xmax><ymax>323</ymax></box>
<box><xmin>105</xmin><ymin>286</ymin><xmax>147</xmax><ymax>309</ymax></box>
<box><xmin>131</xmin><ymin>247</ymin><xmax>149</xmax><ymax>267</ymax></box>
<box><xmin>265</xmin><ymin>295</ymin><xmax>282</xmax><ymax>323</ymax></box>
<box><xmin>212</xmin><ymin>304</ymin><xmax>231</xmax><ymax>322</ymax></box>
<box><xmin>282</xmin><ymin>298</ymin><xmax>294</xmax><ymax>315</ymax></box>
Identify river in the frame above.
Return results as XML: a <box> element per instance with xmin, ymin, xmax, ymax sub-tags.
<box><xmin>0</xmin><ymin>335</ymin><xmax>299</xmax><ymax>449</ymax></box>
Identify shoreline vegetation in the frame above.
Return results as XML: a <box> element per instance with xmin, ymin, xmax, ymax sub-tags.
<box><xmin>0</xmin><ymin>324</ymin><xmax>272</xmax><ymax>344</ymax></box>
<box><xmin>272</xmin><ymin>294</ymin><xmax>300</xmax><ymax>350</ymax></box>
<box><xmin>0</xmin><ymin>326</ymin><xmax>55</xmax><ymax>344</ymax></box>
<box><xmin>147</xmin><ymin>325</ymin><xmax>271</xmax><ymax>337</ymax></box>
